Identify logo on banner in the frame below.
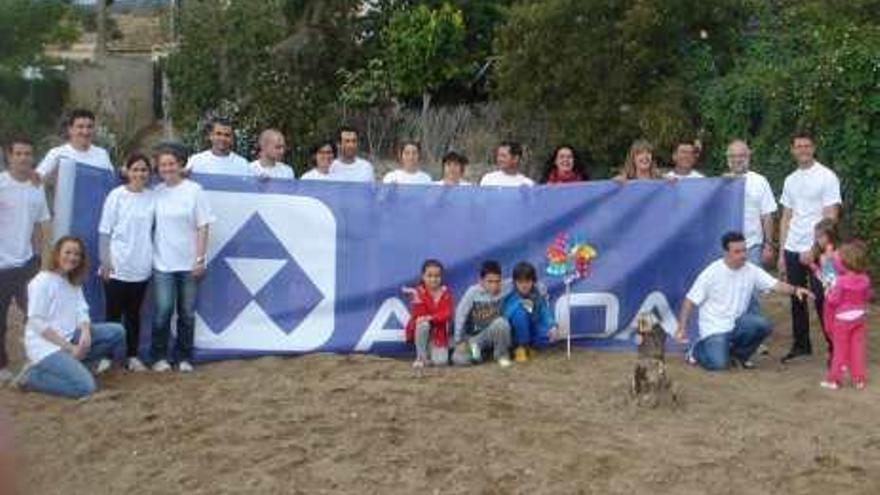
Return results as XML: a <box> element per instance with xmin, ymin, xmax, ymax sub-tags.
<box><xmin>195</xmin><ymin>191</ymin><xmax>337</xmax><ymax>352</ymax></box>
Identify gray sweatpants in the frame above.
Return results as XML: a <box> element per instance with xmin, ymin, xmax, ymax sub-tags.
<box><xmin>452</xmin><ymin>317</ymin><xmax>512</xmax><ymax>365</ymax></box>
<box><xmin>415</xmin><ymin>320</ymin><xmax>449</xmax><ymax>365</ymax></box>
<box><xmin>0</xmin><ymin>257</ymin><xmax>39</xmax><ymax>369</ymax></box>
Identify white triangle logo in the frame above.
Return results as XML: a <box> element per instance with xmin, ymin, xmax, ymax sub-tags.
<box><xmin>225</xmin><ymin>257</ymin><xmax>288</xmax><ymax>295</ymax></box>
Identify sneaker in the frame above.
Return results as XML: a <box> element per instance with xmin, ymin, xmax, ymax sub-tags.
<box><xmin>469</xmin><ymin>343</ymin><xmax>482</xmax><ymax>363</ymax></box>
<box><xmin>819</xmin><ymin>381</ymin><xmax>840</xmax><ymax>390</ymax></box>
<box><xmin>497</xmin><ymin>357</ymin><xmax>512</xmax><ymax>368</ymax></box>
<box><xmin>10</xmin><ymin>364</ymin><xmax>32</xmax><ymax>390</ymax></box>
<box><xmin>731</xmin><ymin>357</ymin><xmax>756</xmax><ymax>370</ymax></box>
<box><xmin>412</xmin><ymin>359</ymin><xmax>426</xmax><ymax>369</ymax></box>
<box><xmin>684</xmin><ymin>349</ymin><xmax>697</xmax><ymax>366</ymax></box>
<box><xmin>854</xmin><ymin>381</ymin><xmax>866</xmax><ymax>390</ymax></box>
<box><xmin>0</xmin><ymin>368</ymin><xmax>14</xmax><ymax>383</ymax></box>
<box><xmin>781</xmin><ymin>350</ymin><xmax>811</xmax><ymax>364</ymax></box>
<box><xmin>513</xmin><ymin>346</ymin><xmax>529</xmax><ymax>363</ymax></box>
<box><xmin>152</xmin><ymin>360</ymin><xmax>172</xmax><ymax>373</ymax></box>
<box><xmin>126</xmin><ymin>357</ymin><xmax>148</xmax><ymax>372</ymax></box>
<box><xmin>94</xmin><ymin>358</ymin><xmax>112</xmax><ymax>375</ymax></box>
<box><xmin>178</xmin><ymin>361</ymin><xmax>194</xmax><ymax>373</ymax></box>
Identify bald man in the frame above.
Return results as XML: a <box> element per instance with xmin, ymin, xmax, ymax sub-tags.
<box><xmin>250</xmin><ymin>129</ymin><xmax>295</xmax><ymax>180</ymax></box>
<box><xmin>725</xmin><ymin>140</ymin><xmax>777</xmax><ymax>267</ymax></box>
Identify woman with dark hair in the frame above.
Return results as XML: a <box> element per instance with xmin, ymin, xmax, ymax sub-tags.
<box><xmin>17</xmin><ymin>236</ymin><xmax>125</xmax><ymax>398</ymax></box>
<box><xmin>383</xmin><ymin>140</ymin><xmax>432</xmax><ymax>185</ymax></box>
<box><xmin>98</xmin><ymin>152</ymin><xmax>155</xmax><ymax>372</ymax></box>
<box><xmin>301</xmin><ymin>139</ymin><xmax>337</xmax><ymax>181</ymax></box>
<box><xmin>541</xmin><ymin>145</ymin><xmax>590</xmax><ymax>184</ymax></box>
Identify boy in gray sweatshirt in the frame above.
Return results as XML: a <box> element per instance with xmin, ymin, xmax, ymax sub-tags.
<box><xmin>452</xmin><ymin>260</ymin><xmax>513</xmax><ymax>367</ymax></box>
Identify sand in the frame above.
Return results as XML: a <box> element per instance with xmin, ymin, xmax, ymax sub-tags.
<box><xmin>1</xmin><ymin>294</ymin><xmax>878</xmax><ymax>495</ymax></box>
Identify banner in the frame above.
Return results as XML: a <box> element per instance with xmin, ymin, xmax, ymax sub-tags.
<box><xmin>68</xmin><ymin>164</ymin><xmax>744</xmax><ymax>360</ymax></box>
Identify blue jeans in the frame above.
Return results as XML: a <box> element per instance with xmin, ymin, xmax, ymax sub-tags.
<box><xmin>693</xmin><ymin>314</ymin><xmax>772</xmax><ymax>371</ymax></box>
<box><xmin>22</xmin><ymin>322</ymin><xmax>125</xmax><ymax>399</ymax></box>
<box><xmin>506</xmin><ymin>303</ymin><xmax>550</xmax><ymax>347</ymax></box>
<box><xmin>150</xmin><ymin>271</ymin><xmax>198</xmax><ymax>363</ymax></box>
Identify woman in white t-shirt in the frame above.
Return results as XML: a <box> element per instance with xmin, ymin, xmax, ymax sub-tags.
<box><xmin>300</xmin><ymin>140</ymin><xmax>336</xmax><ymax>181</ymax></box>
<box><xmin>149</xmin><ymin>145</ymin><xmax>215</xmax><ymax>373</ymax></box>
<box><xmin>383</xmin><ymin>141</ymin><xmax>433</xmax><ymax>185</ymax></box>
<box><xmin>98</xmin><ymin>153</ymin><xmax>155</xmax><ymax>372</ymax></box>
<box><xmin>18</xmin><ymin>237</ymin><xmax>125</xmax><ymax>399</ymax></box>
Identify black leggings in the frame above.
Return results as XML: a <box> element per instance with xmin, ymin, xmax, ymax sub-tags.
<box><xmin>104</xmin><ymin>279</ymin><xmax>150</xmax><ymax>358</ymax></box>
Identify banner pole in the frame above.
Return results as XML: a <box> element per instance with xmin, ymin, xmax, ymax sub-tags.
<box><xmin>566</xmin><ymin>278</ymin><xmax>572</xmax><ymax>360</ymax></box>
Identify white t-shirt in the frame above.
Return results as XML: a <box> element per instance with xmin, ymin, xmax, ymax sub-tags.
<box><xmin>780</xmin><ymin>162</ymin><xmax>841</xmax><ymax>252</ymax></box>
<box><xmin>36</xmin><ymin>143</ymin><xmax>114</xmax><ymax>241</ymax></box>
<box><xmin>0</xmin><ymin>172</ymin><xmax>50</xmax><ymax>269</ymax></box>
<box><xmin>36</xmin><ymin>143</ymin><xmax>114</xmax><ymax>178</ymax></box>
<box><xmin>329</xmin><ymin>157</ymin><xmax>375</xmax><ymax>183</ymax></box>
<box><xmin>153</xmin><ymin>179</ymin><xmax>215</xmax><ymax>272</ymax></box>
<box><xmin>665</xmin><ymin>170</ymin><xmax>705</xmax><ymax>179</ymax></box>
<box><xmin>741</xmin><ymin>171</ymin><xmax>777</xmax><ymax>248</ymax></box>
<box><xmin>98</xmin><ymin>186</ymin><xmax>155</xmax><ymax>282</ymax></box>
<box><xmin>186</xmin><ymin>150</ymin><xmax>252</xmax><ymax>177</ymax></box>
<box><xmin>686</xmin><ymin>259</ymin><xmax>778</xmax><ymax>340</ymax></box>
<box><xmin>433</xmin><ymin>180</ymin><xmax>473</xmax><ymax>186</ymax></box>
<box><xmin>249</xmin><ymin>160</ymin><xmax>295</xmax><ymax>180</ymax></box>
<box><xmin>480</xmin><ymin>170</ymin><xmax>535</xmax><ymax>187</ymax></box>
<box><xmin>24</xmin><ymin>271</ymin><xmax>90</xmax><ymax>363</ymax></box>
<box><xmin>300</xmin><ymin>169</ymin><xmax>332</xmax><ymax>181</ymax></box>
<box><xmin>382</xmin><ymin>169</ymin><xmax>433</xmax><ymax>185</ymax></box>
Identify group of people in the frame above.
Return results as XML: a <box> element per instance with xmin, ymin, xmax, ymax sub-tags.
<box><xmin>0</xmin><ymin>108</ymin><xmax>871</xmax><ymax>400</ymax></box>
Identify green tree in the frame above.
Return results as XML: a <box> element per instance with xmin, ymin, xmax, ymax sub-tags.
<box><xmin>493</xmin><ymin>0</ymin><xmax>751</xmax><ymax>173</ymax></box>
<box><xmin>382</xmin><ymin>4</ymin><xmax>466</xmax><ymax>124</ymax></box>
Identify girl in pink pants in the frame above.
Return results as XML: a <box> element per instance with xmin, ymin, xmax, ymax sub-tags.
<box><xmin>820</xmin><ymin>241</ymin><xmax>872</xmax><ymax>390</ymax></box>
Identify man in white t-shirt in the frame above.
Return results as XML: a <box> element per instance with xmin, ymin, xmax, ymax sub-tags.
<box><xmin>0</xmin><ymin>136</ymin><xmax>50</xmax><ymax>381</ymax></box>
<box><xmin>777</xmin><ymin>131</ymin><xmax>842</xmax><ymax>363</ymax></box>
<box><xmin>328</xmin><ymin>127</ymin><xmax>375</xmax><ymax>183</ymax></box>
<box><xmin>675</xmin><ymin>232</ymin><xmax>812</xmax><ymax>370</ymax></box>
<box><xmin>725</xmin><ymin>140</ymin><xmax>777</xmax><ymax>266</ymax></box>
<box><xmin>35</xmin><ymin>109</ymin><xmax>114</xmax><ymax>239</ymax></box>
<box><xmin>250</xmin><ymin>129</ymin><xmax>295</xmax><ymax>180</ymax></box>
<box><xmin>665</xmin><ymin>139</ymin><xmax>705</xmax><ymax>180</ymax></box>
<box><xmin>185</xmin><ymin>117</ymin><xmax>252</xmax><ymax>177</ymax></box>
<box><xmin>480</xmin><ymin>141</ymin><xmax>535</xmax><ymax>187</ymax></box>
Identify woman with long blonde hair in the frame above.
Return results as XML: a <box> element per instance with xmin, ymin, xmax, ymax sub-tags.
<box><xmin>615</xmin><ymin>139</ymin><xmax>662</xmax><ymax>181</ymax></box>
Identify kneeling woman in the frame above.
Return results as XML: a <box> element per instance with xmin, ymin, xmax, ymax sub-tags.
<box><xmin>20</xmin><ymin>237</ymin><xmax>125</xmax><ymax>399</ymax></box>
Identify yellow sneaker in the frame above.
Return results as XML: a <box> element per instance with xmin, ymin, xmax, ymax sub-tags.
<box><xmin>513</xmin><ymin>346</ymin><xmax>529</xmax><ymax>363</ymax></box>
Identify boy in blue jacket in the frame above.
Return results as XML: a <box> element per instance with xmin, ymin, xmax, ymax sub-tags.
<box><xmin>503</xmin><ymin>262</ymin><xmax>559</xmax><ymax>362</ymax></box>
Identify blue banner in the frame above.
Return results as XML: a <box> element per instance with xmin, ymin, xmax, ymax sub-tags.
<box><xmin>69</xmin><ymin>164</ymin><xmax>743</xmax><ymax>360</ymax></box>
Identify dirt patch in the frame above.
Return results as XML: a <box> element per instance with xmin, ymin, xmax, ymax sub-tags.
<box><xmin>2</xmin><ymin>294</ymin><xmax>878</xmax><ymax>494</ymax></box>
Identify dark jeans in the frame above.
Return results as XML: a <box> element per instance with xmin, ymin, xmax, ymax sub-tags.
<box><xmin>0</xmin><ymin>257</ymin><xmax>40</xmax><ymax>369</ymax></box>
<box><xmin>104</xmin><ymin>278</ymin><xmax>150</xmax><ymax>358</ymax></box>
<box><xmin>693</xmin><ymin>313</ymin><xmax>772</xmax><ymax>371</ymax></box>
<box><xmin>150</xmin><ymin>271</ymin><xmax>198</xmax><ymax>364</ymax></box>
<box><xmin>784</xmin><ymin>250</ymin><xmax>826</xmax><ymax>355</ymax></box>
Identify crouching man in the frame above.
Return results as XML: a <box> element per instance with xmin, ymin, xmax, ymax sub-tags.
<box><xmin>675</xmin><ymin>231</ymin><xmax>813</xmax><ymax>370</ymax></box>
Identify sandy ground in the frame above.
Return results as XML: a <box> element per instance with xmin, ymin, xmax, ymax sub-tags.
<box><xmin>1</xmin><ymin>294</ymin><xmax>878</xmax><ymax>495</ymax></box>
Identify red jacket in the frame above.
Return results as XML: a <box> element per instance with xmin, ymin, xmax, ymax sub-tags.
<box><xmin>405</xmin><ymin>284</ymin><xmax>453</xmax><ymax>348</ymax></box>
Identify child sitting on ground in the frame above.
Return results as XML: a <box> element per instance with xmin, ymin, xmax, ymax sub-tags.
<box><xmin>820</xmin><ymin>241</ymin><xmax>872</xmax><ymax>390</ymax></box>
<box><xmin>503</xmin><ymin>262</ymin><xmax>560</xmax><ymax>362</ymax></box>
<box><xmin>403</xmin><ymin>259</ymin><xmax>453</xmax><ymax>368</ymax></box>
<box><xmin>452</xmin><ymin>261</ymin><xmax>513</xmax><ymax>367</ymax></box>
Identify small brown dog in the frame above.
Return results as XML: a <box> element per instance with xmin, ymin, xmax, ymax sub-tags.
<box><xmin>631</xmin><ymin>312</ymin><xmax>678</xmax><ymax>408</ymax></box>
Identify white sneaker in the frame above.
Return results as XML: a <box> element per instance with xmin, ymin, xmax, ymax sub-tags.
<box><xmin>94</xmin><ymin>358</ymin><xmax>112</xmax><ymax>375</ymax></box>
<box><xmin>126</xmin><ymin>357</ymin><xmax>148</xmax><ymax>372</ymax></box>
<box><xmin>152</xmin><ymin>360</ymin><xmax>172</xmax><ymax>373</ymax></box>
<box><xmin>178</xmin><ymin>361</ymin><xmax>194</xmax><ymax>373</ymax></box>
<box><xmin>497</xmin><ymin>357</ymin><xmax>512</xmax><ymax>368</ymax></box>
<box><xmin>0</xmin><ymin>368</ymin><xmax>14</xmax><ymax>383</ymax></box>
<box><xmin>819</xmin><ymin>381</ymin><xmax>840</xmax><ymax>390</ymax></box>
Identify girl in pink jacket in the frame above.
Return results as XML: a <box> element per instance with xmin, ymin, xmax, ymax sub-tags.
<box><xmin>820</xmin><ymin>241</ymin><xmax>872</xmax><ymax>390</ymax></box>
